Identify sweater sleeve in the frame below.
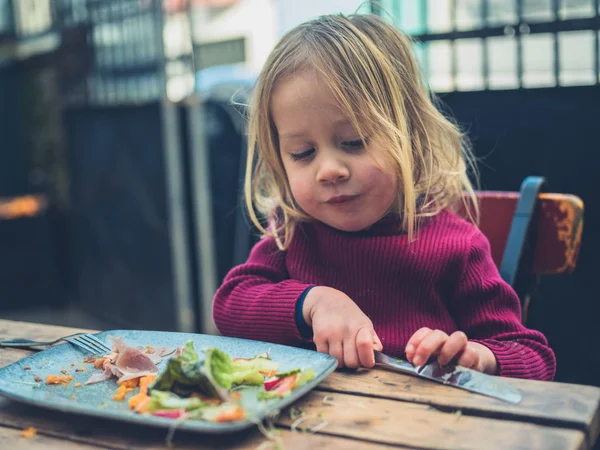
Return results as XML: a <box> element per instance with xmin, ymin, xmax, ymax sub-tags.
<box><xmin>449</xmin><ymin>228</ymin><xmax>556</xmax><ymax>381</ymax></box>
<box><xmin>212</xmin><ymin>236</ymin><xmax>313</xmax><ymax>345</ymax></box>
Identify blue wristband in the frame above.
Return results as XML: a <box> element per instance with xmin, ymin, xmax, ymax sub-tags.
<box><xmin>295</xmin><ymin>286</ymin><xmax>316</xmax><ymax>339</ymax></box>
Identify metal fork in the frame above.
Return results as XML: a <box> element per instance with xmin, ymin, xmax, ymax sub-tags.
<box><xmin>0</xmin><ymin>333</ymin><xmax>111</xmax><ymax>355</ymax></box>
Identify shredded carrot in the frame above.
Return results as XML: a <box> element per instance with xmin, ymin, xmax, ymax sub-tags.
<box><xmin>215</xmin><ymin>406</ymin><xmax>245</xmax><ymax>423</ymax></box>
<box><xmin>83</xmin><ymin>357</ymin><xmax>96</xmax><ymax>364</ymax></box>
<box><xmin>118</xmin><ymin>378</ymin><xmax>140</xmax><ymax>388</ymax></box>
<box><xmin>132</xmin><ymin>396</ymin><xmax>151</xmax><ymax>413</ymax></box>
<box><xmin>113</xmin><ymin>384</ymin><xmax>133</xmax><ymax>401</ymax></box>
<box><xmin>140</xmin><ymin>375</ymin><xmax>154</xmax><ymax>389</ymax></box>
<box><xmin>45</xmin><ymin>375</ymin><xmax>73</xmax><ymax>386</ymax></box>
<box><xmin>20</xmin><ymin>427</ymin><xmax>37</xmax><ymax>439</ymax></box>
<box><xmin>128</xmin><ymin>375</ymin><xmax>156</xmax><ymax>412</ymax></box>
<box><xmin>112</xmin><ymin>377</ymin><xmax>140</xmax><ymax>401</ymax></box>
<box><xmin>93</xmin><ymin>357</ymin><xmax>105</xmax><ymax>369</ymax></box>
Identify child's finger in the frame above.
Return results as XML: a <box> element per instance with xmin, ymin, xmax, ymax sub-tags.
<box><xmin>329</xmin><ymin>341</ymin><xmax>344</xmax><ymax>368</ymax></box>
<box><xmin>438</xmin><ymin>331</ymin><xmax>468</xmax><ymax>366</ymax></box>
<box><xmin>457</xmin><ymin>345</ymin><xmax>480</xmax><ymax>370</ymax></box>
<box><xmin>372</xmin><ymin>331</ymin><xmax>383</xmax><ymax>351</ymax></box>
<box><xmin>356</xmin><ymin>327</ymin><xmax>375</xmax><ymax>368</ymax></box>
<box><xmin>344</xmin><ymin>336</ymin><xmax>360</xmax><ymax>369</ymax></box>
<box><xmin>405</xmin><ymin>327</ymin><xmax>432</xmax><ymax>359</ymax></box>
<box><xmin>412</xmin><ymin>330</ymin><xmax>448</xmax><ymax>366</ymax></box>
<box><xmin>314</xmin><ymin>338</ymin><xmax>329</xmax><ymax>356</ymax></box>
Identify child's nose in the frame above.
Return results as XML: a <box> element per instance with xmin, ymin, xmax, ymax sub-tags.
<box><xmin>316</xmin><ymin>156</ymin><xmax>350</xmax><ymax>184</ymax></box>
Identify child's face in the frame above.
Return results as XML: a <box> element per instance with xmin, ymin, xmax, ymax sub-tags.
<box><xmin>271</xmin><ymin>68</ymin><xmax>398</xmax><ymax>232</ymax></box>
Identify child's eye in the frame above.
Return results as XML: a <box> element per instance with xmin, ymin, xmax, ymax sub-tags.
<box><xmin>290</xmin><ymin>148</ymin><xmax>315</xmax><ymax>161</ymax></box>
<box><xmin>341</xmin><ymin>138</ymin><xmax>369</xmax><ymax>150</ymax></box>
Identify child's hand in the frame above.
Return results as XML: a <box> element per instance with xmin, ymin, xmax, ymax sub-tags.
<box><xmin>303</xmin><ymin>286</ymin><xmax>383</xmax><ymax>369</ymax></box>
<box><xmin>404</xmin><ymin>327</ymin><xmax>498</xmax><ymax>374</ymax></box>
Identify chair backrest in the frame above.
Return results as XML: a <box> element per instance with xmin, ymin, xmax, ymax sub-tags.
<box><xmin>459</xmin><ymin>188</ymin><xmax>583</xmax><ymax>323</ymax></box>
<box><xmin>474</xmin><ymin>192</ymin><xmax>583</xmax><ymax>276</ymax></box>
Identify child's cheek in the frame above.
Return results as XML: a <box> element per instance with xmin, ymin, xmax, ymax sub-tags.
<box><xmin>288</xmin><ymin>177</ymin><xmax>314</xmax><ymax>210</ymax></box>
<box><xmin>363</xmin><ymin>164</ymin><xmax>397</xmax><ymax>190</ymax></box>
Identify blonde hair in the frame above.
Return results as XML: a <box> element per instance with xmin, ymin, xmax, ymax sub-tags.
<box><xmin>245</xmin><ymin>13</ymin><xmax>478</xmax><ymax>250</ymax></box>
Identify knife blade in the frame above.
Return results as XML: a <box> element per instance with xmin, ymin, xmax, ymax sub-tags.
<box><xmin>374</xmin><ymin>350</ymin><xmax>522</xmax><ymax>404</ymax></box>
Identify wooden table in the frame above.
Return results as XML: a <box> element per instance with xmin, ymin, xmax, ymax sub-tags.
<box><xmin>0</xmin><ymin>319</ymin><xmax>598</xmax><ymax>450</ymax></box>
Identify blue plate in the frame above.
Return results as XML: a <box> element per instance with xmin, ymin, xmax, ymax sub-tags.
<box><xmin>0</xmin><ymin>330</ymin><xmax>337</xmax><ymax>433</ymax></box>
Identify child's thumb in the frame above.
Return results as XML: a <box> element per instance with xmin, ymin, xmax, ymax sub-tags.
<box><xmin>373</xmin><ymin>332</ymin><xmax>383</xmax><ymax>351</ymax></box>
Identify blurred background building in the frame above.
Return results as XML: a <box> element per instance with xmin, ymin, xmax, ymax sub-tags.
<box><xmin>0</xmin><ymin>0</ymin><xmax>598</xmax><ymax>387</ymax></box>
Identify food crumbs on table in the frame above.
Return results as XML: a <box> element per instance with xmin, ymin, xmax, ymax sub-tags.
<box><xmin>60</xmin><ymin>369</ymin><xmax>67</xmax><ymax>375</ymax></box>
<box><xmin>45</xmin><ymin>374</ymin><xmax>73</xmax><ymax>386</ymax></box>
<box><xmin>83</xmin><ymin>357</ymin><xmax>96</xmax><ymax>364</ymax></box>
<box><xmin>322</xmin><ymin>395</ymin><xmax>335</xmax><ymax>406</ymax></box>
<box><xmin>20</xmin><ymin>427</ymin><xmax>37</xmax><ymax>439</ymax></box>
<box><xmin>71</xmin><ymin>363</ymin><xmax>75</xmax><ymax>367</ymax></box>
<box><xmin>288</xmin><ymin>406</ymin><xmax>304</xmax><ymax>420</ymax></box>
<box><xmin>291</xmin><ymin>416</ymin><xmax>328</xmax><ymax>434</ymax></box>
<box><xmin>33</xmin><ymin>376</ymin><xmax>42</xmax><ymax>382</ymax></box>
<box><xmin>75</xmin><ymin>382</ymin><xmax>83</xmax><ymax>388</ymax></box>
<box><xmin>23</xmin><ymin>366</ymin><xmax>31</xmax><ymax>370</ymax></box>
<box><xmin>75</xmin><ymin>368</ymin><xmax>86</xmax><ymax>372</ymax></box>
<box><xmin>455</xmin><ymin>410</ymin><xmax>462</xmax><ymax>422</ymax></box>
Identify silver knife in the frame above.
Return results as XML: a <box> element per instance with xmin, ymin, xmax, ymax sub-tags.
<box><xmin>374</xmin><ymin>350</ymin><xmax>522</xmax><ymax>404</ymax></box>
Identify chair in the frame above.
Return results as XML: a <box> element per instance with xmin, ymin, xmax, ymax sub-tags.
<box><xmin>461</xmin><ymin>177</ymin><xmax>584</xmax><ymax>323</ymax></box>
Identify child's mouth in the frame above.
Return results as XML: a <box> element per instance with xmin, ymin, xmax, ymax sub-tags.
<box><xmin>326</xmin><ymin>194</ymin><xmax>359</xmax><ymax>204</ymax></box>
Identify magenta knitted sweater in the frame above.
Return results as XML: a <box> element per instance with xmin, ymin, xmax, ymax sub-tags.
<box><xmin>213</xmin><ymin>209</ymin><xmax>556</xmax><ymax>380</ymax></box>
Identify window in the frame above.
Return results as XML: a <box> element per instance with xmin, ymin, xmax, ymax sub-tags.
<box><xmin>374</xmin><ymin>0</ymin><xmax>600</xmax><ymax>91</ymax></box>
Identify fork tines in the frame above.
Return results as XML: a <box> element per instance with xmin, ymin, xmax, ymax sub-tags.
<box><xmin>65</xmin><ymin>334</ymin><xmax>111</xmax><ymax>355</ymax></box>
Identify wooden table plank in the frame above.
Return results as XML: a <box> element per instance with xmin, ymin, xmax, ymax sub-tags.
<box><xmin>0</xmin><ymin>319</ymin><xmax>95</xmax><ymax>341</ymax></box>
<box><xmin>0</xmin><ymin>426</ymin><xmax>112</xmax><ymax>450</ymax></box>
<box><xmin>318</xmin><ymin>368</ymin><xmax>600</xmax><ymax>443</ymax></box>
<box><xmin>276</xmin><ymin>390</ymin><xmax>586</xmax><ymax>450</ymax></box>
<box><xmin>0</xmin><ymin>398</ymin><xmax>398</xmax><ymax>450</ymax></box>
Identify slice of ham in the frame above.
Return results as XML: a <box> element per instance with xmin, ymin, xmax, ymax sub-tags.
<box><xmin>115</xmin><ymin>347</ymin><xmax>158</xmax><ymax>381</ymax></box>
<box><xmin>85</xmin><ymin>370</ymin><xmax>113</xmax><ymax>385</ymax></box>
<box><xmin>85</xmin><ymin>337</ymin><xmax>173</xmax><ymax>385</ymax></box>
<box><xmin>145</xmin><ymin>347</ymin><xmax>176</xmax><ymax>365</ymax></box>
<box><xmin>85</xmin><ymin>363</ymin><xmax>123</xmax><ymax>385</ymax></box>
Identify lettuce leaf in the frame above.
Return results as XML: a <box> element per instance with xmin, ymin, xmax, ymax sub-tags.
<box><xmin>293</xmin><ymin>368</ymin><xmax>315</xmax><ymax>387</ymax></box>
<box><xmin>227</xmin><ymin>356</ymin><xmax>279</xmax><ymax>386</ymax></box>
<box><xmin>149</xmin><ymin>343</ymin><xmax>230</xmax><ymax>401</ymax></box>
<box><xmin>148</xmin><ymin>390</ymin><xmax>206</xmax><ymax>411</ymax></box>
